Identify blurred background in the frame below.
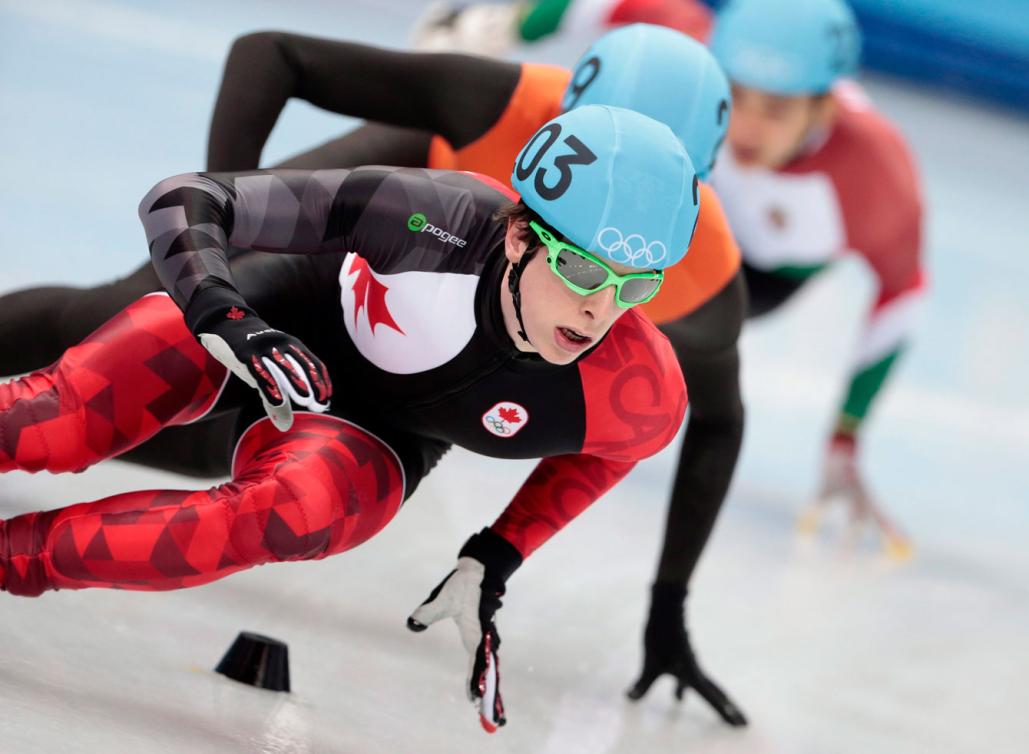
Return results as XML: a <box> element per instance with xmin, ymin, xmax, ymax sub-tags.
<box><xmin>0</xmin><ymin>2</ymin><xmax>1026</xmax><ymax>752</ymax></box>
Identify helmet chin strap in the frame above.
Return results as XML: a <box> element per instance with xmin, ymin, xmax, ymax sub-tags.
<box><xmin>506</xmin><ymin>250</ymin><xmax>537</xmax><ymax>345</ymax></box>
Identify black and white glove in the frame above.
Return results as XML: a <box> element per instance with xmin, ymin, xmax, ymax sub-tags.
<box><xmin>407</xmin><ymin>528</ymin><xmax>523</xmax><ymax>733</ymax></box>
<box><xmin>186</xmin><ymin>287</ymin><xmax>331</xmax><ymax>431</ymax></box>
<box><xmin>627</xmin><ymin>582</ymin><xmax>748</xmax><ymax>726</ymax></box>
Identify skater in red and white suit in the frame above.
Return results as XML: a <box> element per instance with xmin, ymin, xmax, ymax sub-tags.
<box><xmin>709</xmin><ymin>0</ymin><xmax>925</xmax><ymax>554</ymax></box>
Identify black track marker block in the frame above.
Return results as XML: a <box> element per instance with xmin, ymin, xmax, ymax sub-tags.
<box><xmin>215</xmin><ymin>631</ymin><xmax>291</xmax><ymax>692</ymax></box>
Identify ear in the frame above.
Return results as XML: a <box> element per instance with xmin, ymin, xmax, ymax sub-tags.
<box><xmin>504</xmin><ymin>218</ymin><xmax>529</xmax><ymax>264</ymax></box>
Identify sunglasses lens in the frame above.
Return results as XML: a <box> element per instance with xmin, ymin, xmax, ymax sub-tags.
<box><xmin>556</xmin><ymin>248</ymin><xmax>609</xmax><ymax>291</ymax></box>
<box><xmin>619</xmin><ymin>276</ymin><xmax>662</xmax><ymax>304</ymax></box>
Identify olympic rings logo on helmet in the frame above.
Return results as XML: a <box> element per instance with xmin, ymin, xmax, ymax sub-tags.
<box><xmin>596</xmin><ymin>226</ymin><xmax>668</xmax><ymax>267</ymax></box>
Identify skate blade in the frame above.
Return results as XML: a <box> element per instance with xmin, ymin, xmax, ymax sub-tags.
<box><xmin>796</xmin><ymin>506</ymin><xmax>824</xmax><ymax>535</ymax></box>
<box><xmin>883</xmin><ymin>534</ymin><xmax>915</xmax><ymax>562</ymax></box>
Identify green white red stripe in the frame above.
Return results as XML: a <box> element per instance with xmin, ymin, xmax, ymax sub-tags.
<box><xmin>838</xmin><ymin>277</ymin><xmax>926</xmax><ymax>431</ymax></box>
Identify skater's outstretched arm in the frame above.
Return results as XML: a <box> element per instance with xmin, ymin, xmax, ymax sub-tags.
<box><xmin>409</xmin><ymin>303</ymin><xmax>688</xmax><ymax>733</ymax></box>
<box><xmin>627</xmin><ymin>270</ymin><xmax>749</xmax><ymax>726</ymax></box>
<box><xmin>834</xmin><ymin>229</ymin><xmax>925</xmax><ymax>442</ymax></box>
<box><xmin>407</xmin><ymin>450</ymin><xmax>657</xmax><ymax>733</ymax></box>
<box><xmin>652</xmin><ymin>271</ymin><xmax>746</xmax><ymax>587</ymax></box>
<box><xmin>207</xmin><ymin>31</ymin><xmax>522</xmax><ymax>171</ymax></box>
<box><xmin>803</xmin><ymin>134</ymin><xmax>925</xmax><ymax>558</ymax></box>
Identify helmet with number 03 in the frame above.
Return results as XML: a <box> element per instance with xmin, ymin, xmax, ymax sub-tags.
<box><xmin>511</xmin><ymin>104</ymin><xmax>699</xmax><ymax>270</ymax></box>
<box><xmin>710</xmin><ymin>0</ymin><xmax>861</xmax><ymax>95</ymax></box>
<box><xmin>561</xmin><ymin>23</ymin><xmax>730</xmax><ymax>178</ymax></box>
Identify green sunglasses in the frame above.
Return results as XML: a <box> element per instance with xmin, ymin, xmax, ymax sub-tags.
<box><xmin>529</xmin><ymin>221</ymin><xmax>664</xmax><ymax>308</ymax></box>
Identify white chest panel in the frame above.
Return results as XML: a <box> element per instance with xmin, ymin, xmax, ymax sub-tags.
<box><xmin>711</xmin><ymin>150</ymin><xmax>847</xmax><ymax>271</ymax></box>
<box><xmin>338</xmin><ymin>253</ymin><xmax>479</xmax><ymax>375</ymax></box>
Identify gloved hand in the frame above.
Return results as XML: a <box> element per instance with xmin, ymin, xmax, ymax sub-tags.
<box><xmin>797</xmin><ymin>433</ymin><xmax>912</xmax><ymax>560</ymax></box>
<box><xmin>186</xmin><ymin>287</ymin><xmax>331</xmax><ymax>431</ymax></box>
<box><xmin>407</xmin><ymin>528</ymin><xmax>523</xmax><ymax>733</ymax></box>
<box><xmin>627</xmin><ymin>582</ymin><xmax>747</xmax><ymax>726</ymax></box>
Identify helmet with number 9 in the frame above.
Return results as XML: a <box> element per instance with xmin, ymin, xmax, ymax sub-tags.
<box><xmin>562</xmin><ymin>24</ymin><xmax>730</xmax><ymax>179</ymax></box>
<box><xmin>710</xmin><ymin>0</ymin><xmax>861</xmax><ymax>95</ymax></box>
<box><xmin>511</xmin><ymin>104</ymin><xmax>699</xmax><ymax>270</ymax></box>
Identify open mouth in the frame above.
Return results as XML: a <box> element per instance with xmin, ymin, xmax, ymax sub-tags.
<box><xmin>555</xmin><ymin>326</ymin><xmax>593</xmax><ymax>352</ymax></box>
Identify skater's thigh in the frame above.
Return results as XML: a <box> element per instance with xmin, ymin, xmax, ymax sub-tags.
<box><xmin>232</xmin><ymin>413</ymin><xmax>408</xmax><ymax>556</ymax></box>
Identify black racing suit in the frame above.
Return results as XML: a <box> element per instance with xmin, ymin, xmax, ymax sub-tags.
<box><xmin>140</xmin><ymin>165</ymin><xmax>687</xmax><ymax>556</ymax></box>
<box><xmin>0</xmin><ymin>32</ymin><xmax>743</xmax><ymax>618</ymax></box>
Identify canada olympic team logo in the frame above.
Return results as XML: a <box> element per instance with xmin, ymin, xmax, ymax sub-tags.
<box><xmin>482</xmin><ymin>402</ymin><xmax>530</xmax><ymax>438</ymax></box>
<box><xmin>597</xmin><ymin>227</ymin><xmax>668</xmax><ymax>267</ymax></box>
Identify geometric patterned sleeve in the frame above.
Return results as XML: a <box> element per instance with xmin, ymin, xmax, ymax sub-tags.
<box><xmin>492</xmin><ymin>310</ymin><xmax>688</xmax><ymax>559</ymax></box>
<box><xmin>491</xmin><ymin>454</ymin><xmax>636</xmax><ymax>558</ymax></box>
<box><xmin>138</xmin><ymin>169</ymin><xmax>354</xmax><ymax>313</ymax></box>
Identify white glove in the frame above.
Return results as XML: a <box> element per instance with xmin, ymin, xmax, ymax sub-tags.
<box><xmin>407</xmin><ymin>528</ymin><xmax>522</xmax><ymax>732</ymax></box>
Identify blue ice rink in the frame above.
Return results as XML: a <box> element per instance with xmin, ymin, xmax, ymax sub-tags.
<box><xmin>1</xmin><ymin>2</ymin><xmax>1027</xmax><ymax>752</ymax></box>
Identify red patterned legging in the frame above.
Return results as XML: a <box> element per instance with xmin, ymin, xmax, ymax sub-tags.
<box><xmin>0</xmin><ymin>294</ymin><xmax>404</xmax><ymax>596</ymax></box>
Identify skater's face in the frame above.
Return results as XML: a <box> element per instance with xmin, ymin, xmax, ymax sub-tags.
<box><xmin>726</xmin><ymin>83</ymin><xmax>834</xmax><ymax>169</ymax></box>
<box><xmin>502</xmin><ymin>219</ymin><xmax>631</xmax><ymax>365</ymax></box>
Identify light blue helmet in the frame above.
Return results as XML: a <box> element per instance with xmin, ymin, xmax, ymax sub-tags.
<box><xmin>710</xmin><ymin>0</ymin><xmax>861</xmax><ymax>95</ymax></box>
<box><xmin>511</xmin><ymin>104</ymin><xmax>699</xmax><ymax>270</ymax></box>
<box><xmin>561</xmin><ymin>23</ymin><xmax>730</xmax><ymax>178</ymax></box>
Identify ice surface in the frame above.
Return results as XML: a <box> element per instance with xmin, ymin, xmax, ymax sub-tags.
<box><xmin>1</xmin><ymin>2</ymin><xmax>1027</xmax><ymax>752</ymax></box>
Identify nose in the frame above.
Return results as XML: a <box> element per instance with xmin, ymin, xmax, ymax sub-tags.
<box><xmin>729</xmin><ymin>110</ymin><xmax>754</xmax><ymax>144</ymax></box>
<box><xmin>582</xmin><ymin>284</ymin><xmax>618</xmax><ymax>321</ymax></box>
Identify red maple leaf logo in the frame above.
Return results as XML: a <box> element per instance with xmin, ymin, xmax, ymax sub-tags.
<box><xmin>498</xmin><ymin>407</ymin><xmax>521</xmax><ymax>424</ymax></box>
<box><xmin>349</xmin><ymin>255</ymin><xmax>405</xmax><ymax>336</ymax></box>
<box><xmin>226</xmin><ymin>306</ymin><xmax>245</xmax><ymax>320</ymax></box>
